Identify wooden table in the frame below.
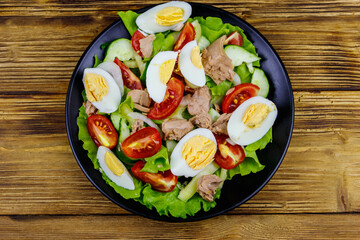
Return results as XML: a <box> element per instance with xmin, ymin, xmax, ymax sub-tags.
<box><xmin>1</xmin><ymin>0</ymin><xmax>360</xmax><ymax>238</ymax></box>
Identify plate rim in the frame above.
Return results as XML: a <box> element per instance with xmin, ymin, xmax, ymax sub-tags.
<box><xmin>65</xmin><ymin>2</ymin><xmax>294</xmax><ymax>222</ymax></box>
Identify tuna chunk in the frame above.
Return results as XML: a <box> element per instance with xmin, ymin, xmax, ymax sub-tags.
<box><xmin>162</xmin><ymin>119</ymin><xmax>194</xmax><ymax>141</ymax></box>
<box><xmin>131</xmin><ymin>119</ymin><xmax>145</xmax><ymax>134</ymax></box>
<box><xmin>190</xmin><ymin>112</ymin><xmax>212</xmax><ymax>129</ymax></box>
<box><xmin>187</xmin><ymin>86</ymin><xmax>211</xmax><ymax>116</ymax></box>
<box><xmin>210</xmin><ymin>113</ymin><xmax>231</xmax><ymax>135</ymax></box>
<box><xmin>201</xmin><ymin>35</ymin><xmax>235</xmax><ymax>85</ymax></box>
<box><xmin>139</xmin><ymin>34</ymin><xmax>155</xmax><ymax>58</ymax></box>
<box><xmin>83</xmin><ymin>100</ymin><xmax>98</xmax><ymax>117</ymax></box>
<box><xmin>134</xmin><ymin>104</ymin><xmax>150</xmax><ymax>113</ymax></box>
<box><xmin>127</xmin><ymin>89</ymin><xmax>151</xmax><ymax>107</ymax></box>
<box><xmin>197</xmin><ymin>175</ymin><xmax>223</xmax><ymax>202</ymax></box>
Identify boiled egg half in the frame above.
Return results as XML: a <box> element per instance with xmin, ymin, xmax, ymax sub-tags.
<box><xmin>96</xmin><ymin>62</ymin><xmax>124</xmax><ymax>96</ymax></box>
<box><xmin>170</xmin><ymin>128</ymin><xmax>217</xmax><ymax>178</ymax></box>
<box><xmin>227</xmin><ymin>96</ymin><xmax>277</xmax><ymax>146</ymax></box>
<box><xmin>97</xmin><ymin>146</ymin><xmax>135</xmax><ymax>190</ymax></box>
<box><xmin>82</xmin><ymin>68</ymin><xmax>121</xmax><ymax>113</ymax></box>
<box><xmin>146</xmin><ymin>51</ymin><xmax>178</xmax><ymax>103</ymax></box>
<box><xmin>178</xmin><ymin>40</ymin><xmax>206</xmax><ymax>88</ymax></box>
<box><xmin>136</xmin><ymin>1</ymin><xmax>192</xmax><ymax>34</ymax></box>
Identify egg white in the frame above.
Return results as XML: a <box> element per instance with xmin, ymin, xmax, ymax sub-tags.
<box><xmin>170</xmin><ymin>128</ymin><xmax>217</xmax><ymax>178</ymax></box>
<box><xmin>146</xmin><ymin>51</ymin><xmax>178</xmax><ymax>103</ymax></box>
<box><xmin>178</xmin><ymin>40</ymin><xmax>206</xmax><ymax>88</ymax></box>
<box><xmin>97</xmin><ymin>146</ymin><xmax>135</xmax><ymax>190</ymax></box>
<box><xmin>136</xmin><ymin>1</ymin><xmax>192</xmax><ymax>34</ymax></box>
<box><xmin>227</xmin><ymin>96</ymin><xmax>278</xmax><ymax>146</ymax></box>
<box><xmin>96</xmin><ymin>62</ymin><xmax>124</xmax><ymax>96</ymax></box>
<box><xmin>82</xmin><ymin>68</ymin><xmax>121</xmax><ymax>114</ymax></box>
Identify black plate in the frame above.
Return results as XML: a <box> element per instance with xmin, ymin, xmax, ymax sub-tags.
<box><xmin>66</xmin><ymin>2</ymin><xmax>294</xmax><ymax>222</ymax></box>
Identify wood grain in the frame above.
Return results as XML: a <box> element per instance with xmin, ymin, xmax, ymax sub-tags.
<box><xmin>1</xmin><ymin>0</ymin><xmax>360</xmax><ymax>237</ymax></box>
<box><xmin>1</xmin><ymin>214</ymin><xmax>360</xmax><ymax>239</ymax></box>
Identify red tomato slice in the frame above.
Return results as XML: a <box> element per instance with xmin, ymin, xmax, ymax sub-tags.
<box><xmin>224</xmin><ymin>31</ymin><xmax>243</xmax><ymax>46</ymax></box>
<box><xmin>131</xmin><ymin>30</ymin><xmax>146</xmax><ymax>58</ymax></box>
<box><xmin>114</xmin><ymin>57</ymin><xmax>144</xmax><ymax>90</ymax></box>
<box><xmin>222</xmin><ymin>83</ymin><xmax>260</xmax><ymax>113</ymax></box>
<box><xmin>214</xmin><ymin>134</ymin><xmax>245</xmax><ymax>170</ymax></box>
<box><xmin>121</xmin><ymin>127</ymin><xmax>162</xmax><ymax>159</ymax></box>
<box><xmin>173</xmin><ymin>22</ymin><xmax>195</xmax><ymax>52</ymax></box>
<box><xmin>87</xmin><ymin>114</ymin><xmax>118</xmax><ymax>149</ymax></box>
<box><xmin>147</xmin><ymin>77</ymin><xmax>184</xmax><ymax>120</ymax></box>
<box><xmin>131</xmin><ymin>161</ymin><xmax>178</xmax><ymax>192</ymax></box>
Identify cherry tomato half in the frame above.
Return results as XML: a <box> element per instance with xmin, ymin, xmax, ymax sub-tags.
<box><xmin>131</xmin><ymin>30</ymin><xmax>146</xmax><ymax>58</ymax></box>
<box><xmin>131</xmin><ymin>161</ymin><xmax>178</xmax><ymax>192</ymax></box>
<box><xmin>147</xmin><ymin>77</ymin><xmax>184</xmax><ymax>120</ymax></box>
<box><xmin>224</xmin><ymin>31</ymin><xmax>243</xmax><ymax>46</ymax></box>
<box><xmin>173</xmin><ymin>22</ymin><xmax>195</xmax><ymax>52</ymax></box>
<box><xmin>214</xmin><ymin>134</ymin><xmax>245</xmax><ymax>170</ymax></box>
<box><xmin>222</xmin><ymin>83</ymin><xmax>260</xmax><ymax>113</ymax></box>
<box><xmin>121</xmin><ymin>127</ymin><xmax>162</xmax><ymax>159</ymax></box>
<box><xmin>114</xmin><ymin>57</ymin><xmax>144</xmax><ymax>90</ymax></box>
<box><xmin>87</xmin><ymin>114</ymin><xmax>118</xmax><ymax>149</ymax></box>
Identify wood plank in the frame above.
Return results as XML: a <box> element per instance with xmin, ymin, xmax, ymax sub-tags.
<box><xmin>1</xmin><ymin>214</ymin><xmax>360</xmax><ymax>239</ymax></box>
<box><xmin>0</xmin><ymin>91</ymin><xmax>359</xmax><ymax>215</ymax></box>
<box><xmin>0</xmin><ymin>3</ymin><xmax>359</xmax><ymax>92</ymax></box>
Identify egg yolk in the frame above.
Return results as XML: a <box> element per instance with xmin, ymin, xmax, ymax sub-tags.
<box><xmin>159</xmin><ymin>59</ymin><xmax>176</xmax><ymax>85</ymax></box>
<box><xmin>242</xmin><ymin>103</ymin><xmax>271</xmax><ymax>128</ymax></box>
<box><xmin>155</xmin><ymin>7</ymin><xmax>184</xmax><ymax>26</ymax></box>
<box><xmin>84</xmin><ymin>73</ymin><xmax>109</xmax><ymax>102</ymax></box>
<box><xmin>105</xmin><ymin>151</ymin><xmax>124</xmax><ymax>176</ymax></box>
<box><xmin>181</xmin><ymin>135</ymin><xmax>216</xmax><ymax>170</ymax></box>
<box><xmin>190</xmin><ymin>46</ymin><xmax>203</xmax><ymax>70</ymax></box>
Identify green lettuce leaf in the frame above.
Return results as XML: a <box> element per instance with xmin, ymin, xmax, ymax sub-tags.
<box><xmin>225</xmin><ymin>129</ymin><xmax>272</xmax><ymax>180</ymax></box>
<box><xmin>245</xmin><ymin>128</ymin><xmax>273</xmax><ymax>152</ymax></box>
<box><xmin>102</xmin><ymin>171</ymin><xmax>143</xmax><ymax>199</ymax></box>
<box><xmin>151</xmin><ymin>32</ymin><xmax>175</xmax><ymax>57</ymax></box>
<box><xmin>206</xmin><ymin>76</ymin><xmax>233</xmax><ymax>105</ymax></box>
<box><xmin>234</xmin><ymin>62</ymin><xmax>252</xmax><ymax>83</ymax></box>
<box><xmin>142</xmin><ymin>146</ymin><xmax>171</xmax><ymax>173</ymax></box>
<box><xmin>93</xmin><ymin>54</ymin><xmax>102</xmax><ymax>68</ymax></box>
<box><xmin>77</xmin><ymin>105</ymin><xmax>99</xmax><ymax>169</ymax></box>
<box><xmin>227</xmin><ymin>150</ymin><xmax>265</xmax><ymax>180</ymax></box>
<box><xmin>210</xmin><ymin>80</ymin><xmax>233</xmax><ymax>96</ymax></box>
<box><xmin>118</xmin><ymin>11</ymin><xmax>139</xmax><ymax>36</ymax></box>
<box><xmin>136</xmin><ymin>184</ymin><xmax>220</xmax><ymax>218</ymax></box>
<box><xmin>81</xmin><ymin>90</ymin><xmax>87</xmax><ymax>102</ymax></box>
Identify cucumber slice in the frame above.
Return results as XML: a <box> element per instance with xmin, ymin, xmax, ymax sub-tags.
<box><xmin>191</xmin><ymin>20</ymin><xmax>202</xmax><ymax>43</ymax></box>
<box><xmin>119</xmin><ymin>118</ymin><xmax>131</xmax><ymax>143</ymax></box>
<box><xmin>178</xmin><ymin>162</ymin><xmax>219</xmax><ymax>202</ymax></box>
<box><xmin>224</xmin><ymin>45</ymin><xmax>261</xmax><ymax>67</ymax></box>
<box><xmin>208</xmin><ymin>108</ymin><xmax>220</xmax><ymax>122</ymax></box>
<box><xmin>123</xmin><ymin>60</ymin><xmax>137</xmax><ymax>68</ymax></box>
<box><xmin>198</xmin><ymin>36</ymin><xmax>210</xmax><ymax>51</ymax></box>
<box><xmin>166</xmin><ymin>140</ymin><xmax>177</xmax><ymax>155</ymax></box>
<box><xmin>110</xmin><ymin>112</ymin><xmax>121</xmax><ymax>131</ymax></box>
<box><xmin>103</xmin><ymin>38</ymin><xmax>135</xmax><ymax>62</ymax></box>
<box><xmin>251</xmin><ymin>68</ymin><xmax>270</xmax><ymax>98</ymax></box>
<box><xmin>218</xmin><ymin>168</ymin><xmax>228</xmax><ymax>189</ymax></box>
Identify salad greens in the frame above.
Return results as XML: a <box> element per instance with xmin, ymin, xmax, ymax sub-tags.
<box><xmin>142</xmin><ymin>146</ymin><xmax>171</xmax><ymax>173</ymax></box>
<box><xmin>78</xmin><ymin>9</ymin><xmax>273</xmax><ymax>218</ymax></box>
